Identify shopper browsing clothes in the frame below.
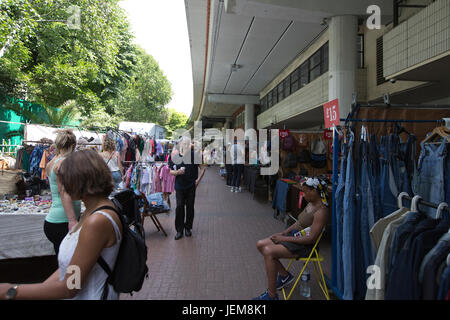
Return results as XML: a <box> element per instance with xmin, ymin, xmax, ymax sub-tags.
<box><xmin>100</xmin><ymin>137</ymin><xmax>124</xmax><ymax>189</ymax></box>
<box><xmin>0</xmin><ymin>149</ymin><xmax>122</xmax><ymax>300</ymax></box>
<box><xmin>169</xmin><ymin>139</ymin><xmax>206</xmax><ymax>240</ymax></box>
<box><xmin>43</xmin><ymin>129</ymin><xmax>82</xmax><ymax>256</ymax></box>
<box><xmin>253</xmin><ymin>177</ymin><xmax>330</xmax><ymax>300</ymax></box>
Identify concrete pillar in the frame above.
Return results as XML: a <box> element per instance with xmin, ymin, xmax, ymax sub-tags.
<box><xmin>244</xmin><ymin>104</ymin><xmax>255</xmax><ymax>132</ymax></box>
<box><xmin>328</xmin><ymin>15</ymin><xmax>358</xmax><ymax>122</ymax></box>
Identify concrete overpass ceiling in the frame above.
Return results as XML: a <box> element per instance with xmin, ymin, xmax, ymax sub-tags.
<box><xmin>186</xmin><ymin>0</ymin><xmax>394</xmax><ymax>123</ymax></box>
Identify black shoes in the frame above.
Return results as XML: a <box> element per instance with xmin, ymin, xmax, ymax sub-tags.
<box><xmin>185</xmin><ymin>229</ymin><xmax>192</xmax><ymax>237</ymax></box>
<box><xmin>175</xmin><ymin>232</ymin><xmax>183</xmax><ymax>240</ymax></box>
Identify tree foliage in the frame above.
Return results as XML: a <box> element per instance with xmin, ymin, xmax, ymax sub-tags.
<box><xmin>0</xmin><ymin>0</ymin><xmax>174</xmax><ymax>128</ymax></box>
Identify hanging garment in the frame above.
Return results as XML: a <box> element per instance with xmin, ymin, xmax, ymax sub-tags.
<box><xmin>385</xmin><ymin>217</ymin><xmax>441</xmax><ymax>299</ymax></box>
<box><xmin>160</xmin><ymin>165</ymin><xmax>175</xmax><ymax>193</ymax></box>
<box><xmin>152</xmin><ymin>164</ymin><xmax>162</xmax><ymax>193</ymax></box>
<box><xmin>29</xmin><ymin>145</ymin><xmax>45</xmax><ymax>177</ymax></box>
<box><xmin>437</xmin><ymin>265</ymin><xmax>450</xmax><ymax>300</ymax></box>
<box><xmin>365</xmin><ymin>208</ymin><xmax>410</xmax><ymax>300</ymax></box>
<box><xmin>334</xmin><ymin>138</ymin><xmax>347</xmax><ymax>295</ymax></box>
<box><xmin>342</xmin><ymin>132</ymin><xmax>356</xmax><ymax>300</ymax></box>
<box><xmin>39</xmin><ymin>149</ymin><xmax>49</xmax><ymax>180</ymax></box>
<box><xmin>414</xmin><ymin>137</ymin><xmax>448</xmax><ymax>217</ymax></box>
<box><xmin>420</xmin><ymin>232</ymin><xmax>450</xmax><ymax>300</ymax></box>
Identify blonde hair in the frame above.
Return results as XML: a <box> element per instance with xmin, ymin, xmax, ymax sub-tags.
<box><xmin>102</xmin><ymin>138</ymin><xmax>116</xmax><ymax>152</ymax></box>
<box><xmin>55</xmin><ymin>129</ymin><xmax>76</xmax><ymax>156</ymax></box>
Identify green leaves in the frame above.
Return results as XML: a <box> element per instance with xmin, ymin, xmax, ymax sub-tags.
<box><xmin>0</xmin><ymin>0</ymin><xmax>174</xmax><ymax>129</ymax></box>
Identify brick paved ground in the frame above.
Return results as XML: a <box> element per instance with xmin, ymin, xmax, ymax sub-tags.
<box><xmin>122</xmin><ymin>167</ymin><xmax>332</xmax><ymax>300</ymax></box>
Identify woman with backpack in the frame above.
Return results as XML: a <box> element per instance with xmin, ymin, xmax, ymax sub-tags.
<box><xmin>0</xmin><ymin>149</ymin><xmax>123</xmax><ymax>300</ymax></box>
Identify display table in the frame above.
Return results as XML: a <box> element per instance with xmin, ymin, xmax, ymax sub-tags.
<box><xmin>0</xmin><ymin>212</ymin><xmax>54</xmax><ymax>260</ymax></box>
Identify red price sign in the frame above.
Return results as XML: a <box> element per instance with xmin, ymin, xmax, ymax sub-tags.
<box><xmin>323</xmin><ymin>130</ymin><xmax>333</xmax><ymax>140</ymax></box>
<box><xmin>323</xmin><ymin>99</ymin><xmax>340</xmax><ymax>129</ymax></box>
<box><xmin>279</xmin><ymin>129</ymin><xmax>290</xmax><ymax>139</ymax></box>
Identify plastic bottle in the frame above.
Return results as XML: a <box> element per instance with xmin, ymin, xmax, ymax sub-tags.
<box><xmin>299</xmin><ymin>265</ymin><xmax>311</xmax><ymax>299</ymax></box>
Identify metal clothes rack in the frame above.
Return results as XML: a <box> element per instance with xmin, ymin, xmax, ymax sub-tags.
<box><xmin>326</xmin><ymin>111</ymin><xmax>449</xmax><ymax>300</ymax></box>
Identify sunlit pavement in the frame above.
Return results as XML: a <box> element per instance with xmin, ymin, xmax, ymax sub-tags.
<box><xmin>121</xmin><ymin>167</ymin><xmax>332</xmax><ymax>300</ymax></box>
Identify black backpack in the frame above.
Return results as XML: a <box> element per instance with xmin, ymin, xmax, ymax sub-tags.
<box><xmin>94</xmin><ymin>195</ymin><xmax>149</xmax><ymax>299</ymax></box>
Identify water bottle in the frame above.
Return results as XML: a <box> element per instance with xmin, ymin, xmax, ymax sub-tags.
<box><xmin>299</xmin><ymin>265</ymin><xmax>311</xmax><ymax>299</ymax></box>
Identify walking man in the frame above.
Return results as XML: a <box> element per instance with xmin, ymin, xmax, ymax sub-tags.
<box><xmin>170</xmin><ymin>139</ymin><xmax>207</xmax><ymax>240</ymax></box>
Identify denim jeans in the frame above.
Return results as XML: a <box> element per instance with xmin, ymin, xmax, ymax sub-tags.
<box><xmin>397</xmin><ymin>134</ymin><xmax>416</xmax><ymax>196</ymax></box>
<box><xmin>360</xmin><ymin>141</ymin><xmax>376</xmax><ymax>276</ymax></box>
<box><xmin>414</xmin><ymin>137</ymin><xmax>448</xmax><ymax>217</ymax></box>
<box><xmin>335</xmin><ymin>139</ymin><xmax>347</xmax><ymax>294</ymax></box>
<box><xmin>342</xmin><ymin>132</ymin><xmax>356</xmax><ymax>300</ymax></box>
<box><xmin>369</xmin><ymin>134</ymin><xmax>382</xmax><ymax>223</ymax></box>
<box><xmin>380</xmin><ymin>137</ymin><xmax>398</xmax><ymax>217</ymax></box>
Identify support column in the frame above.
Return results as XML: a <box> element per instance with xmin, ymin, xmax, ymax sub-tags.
<box><xmin>244</xmin><ymin>104</ymin><xmax>255</xmax><ymax>132</ymax></box>
<box><xmin>328</xmin><ymin>15</ymin><xmax>358</xmax><ymax>122</ymax></box>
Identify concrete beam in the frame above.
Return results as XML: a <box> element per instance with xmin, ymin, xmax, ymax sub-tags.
<box><xmin>207</xmin><ymin>93</ymin><xmax>260</xmax><ymax>105</ymax></box>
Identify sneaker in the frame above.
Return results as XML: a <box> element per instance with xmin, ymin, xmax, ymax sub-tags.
<box><xmin>276</xmin><ymin>272</ymin><xmax>294</xmax><ymax>290</ymax></box>
<box><xmin>252</xmin><ymin>290</ymin><xmax>279</xmax><ymax>300</ymax></box>
<box><xmin>231</xmin><ymin>187</ymin><xmax>235</xmax><ymax>192</ymax></box>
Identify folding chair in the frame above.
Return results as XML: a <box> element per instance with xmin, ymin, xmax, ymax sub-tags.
<box><xmin>282</xmin><ymin>230</ymin><xmax>330</xmax><ymax>300</ymax></box>
<box><xmin>138</xmin><ymin>192</ymin><xmax>168</xmax><ymax>237</ymax></box>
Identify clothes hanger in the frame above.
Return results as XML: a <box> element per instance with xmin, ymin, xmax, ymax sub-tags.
<box><xmin>435</xmin><ymin>202</ymin><xmax>448</xmax><ymax>219</ymax></box>
<box><xmin>397</xmin><ymin>192</ymin><xmax>409</xmax><ymax>209</ymax></box>
<box><xmin>410</xmin><ymin>195</ymin><xmax>422</xmax><ymax>213</ymax></box>
<box><xmin>422</xmin><ymin>125</ymin><xmax>450</xmax><ymax>144</ymax></box>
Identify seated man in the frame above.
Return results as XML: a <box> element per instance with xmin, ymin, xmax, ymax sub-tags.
<box><xmin>254</xmin><ymin>177</ymin><xmax>330</xmax><ymax>300</ymax></box>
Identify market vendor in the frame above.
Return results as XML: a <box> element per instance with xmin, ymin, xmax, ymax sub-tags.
<box><xmin>43</xmin><ymin>129</ymin><xmax>82</xmax><ymax>256</ymax></box>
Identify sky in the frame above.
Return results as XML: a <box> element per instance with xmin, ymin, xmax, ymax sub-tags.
<box><xmin>119</xmin><ymin>0</ymin><xmax>193</xmax><ymax>117</ymax></box>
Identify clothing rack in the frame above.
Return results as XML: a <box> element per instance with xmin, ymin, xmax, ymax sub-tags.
<box><xmin>399</xmin><ymin>196</ymin><xmax>450</xmax><ymax>214</ymax></box>
<box><xmin>327</xmin><ymin>115</ymin><xmax>448</xmax><ymax>300</ymax></box>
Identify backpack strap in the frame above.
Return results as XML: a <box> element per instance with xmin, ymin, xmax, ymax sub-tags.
<box><xmin>92</xmin><ymin>205</ymin><xmax>120</xmax><ymax>300</ymax></box>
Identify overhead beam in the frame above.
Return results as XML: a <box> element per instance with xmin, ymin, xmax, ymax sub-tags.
<box><xmin>207</xmin><ymin>93</ymin><xmax>260</xmax><ymax>105</ymax></box>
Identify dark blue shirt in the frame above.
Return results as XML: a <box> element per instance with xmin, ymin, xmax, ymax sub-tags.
<box><xmin>169</xmin><ymin>150</ymin><xmax>199</xmax><ymax>191</ymax></box>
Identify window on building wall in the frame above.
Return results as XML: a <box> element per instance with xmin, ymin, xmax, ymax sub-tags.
<box><xmin>299</xmin><ymin>61</ymin><xmax>309</xmax><ymax>88</ymax></box>
<box><xmin>357</xmin><ymin>34</ymin><xmax>364</xmax><ymax>68</ymax></box>
<box><xmin>309</xmin><ymin>50</ymin><xmax>321</xmax><ymax>81</ymax></box>
<box><xmin>291</xmin><ymin>67</ymin><xmax>299</xmax><ymax>92</ymax></box>
<box><xmin>272</xmin><ymin>88</ymin><xmax>278</xmax><ymax>105</ymax></box>
<box><xmin>260</xmin><ymin>96</ymin><xmax>267</xmax><ymax>112</ymax></box>
<box><xmin>322</xmin><ymin>42</ymin><xmax>329</xmax><ymax>72</ymax></box>
<box><xmin>267</xmin><ymin>91</ymin><xmax>273</xmax><ymax>108</ymax></box>
<box><xmin>283</xmin><ymin>77</ymin><xmax>290</xmax><ymax>97</ymax></box>
<box><xmin>277</xmin><ymin>81</ymin><xmax>284</xmax><ymax>101</ymax></box>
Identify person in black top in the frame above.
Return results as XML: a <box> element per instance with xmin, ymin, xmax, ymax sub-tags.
<box><xmin>169</xmin><ymin>140</ymin><xmax>207</xmax><ymax>240</ymax></box>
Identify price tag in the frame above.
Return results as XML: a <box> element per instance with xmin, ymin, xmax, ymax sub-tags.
<box><xmin>323</xmin><ymin>99</ymin><xmax>340</xmax><ymax>129</ymax></box>
<box><xmin>323</xmin><ymin>130</ymin><xmax>333</xmax><ymax>140</ymax></box>
<box><xmin>279</xmin><ymin>129</ymin><xmax>290</xmax><ymax>139</ymax></box>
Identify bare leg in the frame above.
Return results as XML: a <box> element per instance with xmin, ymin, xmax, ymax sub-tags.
<box><xmin>257</xmin><ymin>238</ymin><xmax>290</xmax><ymax>277</ymax></box>
<box><xmin>262</xmin><ymin>244</ymin><xmax>296</xmax><ymax>298</ymax></box>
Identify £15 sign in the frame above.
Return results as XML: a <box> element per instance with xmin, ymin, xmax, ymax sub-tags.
<box><xmin>323</xmin><ymin>99</ymin><xmax>340</xmax><ymax>129</ymax></box>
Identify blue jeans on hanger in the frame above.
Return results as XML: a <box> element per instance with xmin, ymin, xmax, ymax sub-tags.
<box><xmin>369</xmin><ymin>134</ymin><xmax>382</xmax><ymax>223</ymax></box>
<box><xmin>342</xmin><ymin>132</ymin><xmax>356</xmax><ymax>300</ymax></box>
<box><xmin>379</xmin><ymin>136</ymin><xmax>398</xmax><ymax>218</ymax></box>
<box><xmin>414</xmin><ymin>137</ymin><xmax>448</xmax><ymax>217</ymax></box>
<box><xmin>398</xmin><ymin>134</ymin><xmax>416</xmax><ymax>196</ymax></box>
<box><xmin>360</xmin><ymin>141</ymin><xmax>376</xmax><ymax>277</ymax></box>
<box><xmin>335</xmin><ymin>139</ymin><xmax>347</xmax><ymax>294</ymax></box>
